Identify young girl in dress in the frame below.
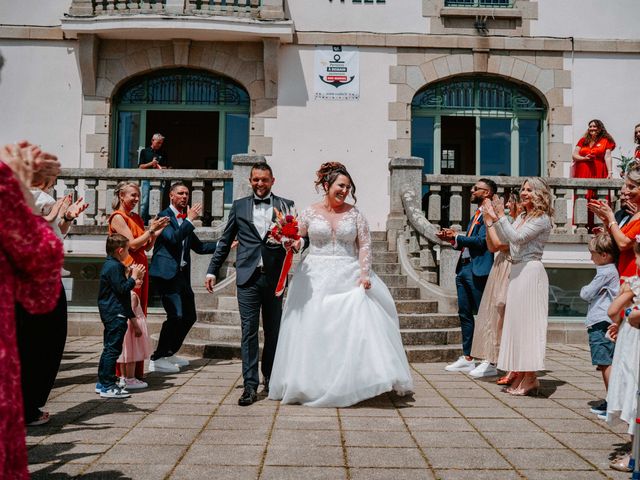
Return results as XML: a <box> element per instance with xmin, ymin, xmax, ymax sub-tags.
<box><xmin>117</xmin><ymin>277</ymin><xmax>151</xmax><ymax>390</ymax></box>
<box><xmin>605</xmin><ymin>237</ymin><xmax>640</xmax><ymax>472</ymax></box>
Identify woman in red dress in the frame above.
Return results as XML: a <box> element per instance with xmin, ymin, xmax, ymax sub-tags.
<box><xmin>572</xmin><ymin>119</ymin><xmax>616</xmax><ymax>231</ymax></box>
<box><xmin>0</xmin><ymin>143</ymin><xmax>63</xmax><ymax>479</ymax></box>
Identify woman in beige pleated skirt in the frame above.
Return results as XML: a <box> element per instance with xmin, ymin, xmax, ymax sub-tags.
<box><xmin>483</xmin><ymin>178</ymin><xmax>553</xmax><ymax>396</ymax></box>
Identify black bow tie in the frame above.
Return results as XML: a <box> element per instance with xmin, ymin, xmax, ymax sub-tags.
<box><xmin>254</xmin><ymin>197</ymin><xmax>271</xmax><ymax>205</ymax></box>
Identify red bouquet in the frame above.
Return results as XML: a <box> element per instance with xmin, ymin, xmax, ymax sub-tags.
<box><xmin>267</xmin><ymin>207</ymin><xmax>300</xmax><ymax>297</ymax></box>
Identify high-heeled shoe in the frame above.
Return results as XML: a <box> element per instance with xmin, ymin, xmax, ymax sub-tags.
<box><xmin>497</xmin><ymin>372</ymin><xmax>519</xmax><ymax>386</ymax></box>
<box><xmin>509</xmin><ymin>380</ymin><xmax>540</xmax><ymax>397</ymax></box>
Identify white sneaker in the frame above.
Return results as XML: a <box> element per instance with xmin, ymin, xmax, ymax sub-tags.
<box><xmin>100</xmin><ymin>386</ymin><xmax>131</xmax><ymax>399</ymax></box>
<box><xmin>117</xmin><ymin>377</ymin><xmax>126</xmax><ymax>388</ymax></box>
<box><xmin>124</xmin><ymin>378</ymin><xmax>148</xmax><ymax>390</ymax></box>
<box><xmin>469</xmin><ymin>360</ymin><xmax>498</xmax><ymax>378</ymax></box>
<box><xmin>149</xmin><ymin>358</ymin><xmax>180</xmax><ymax>373</ymax></box>
<box><xmin>165</xmin><ymin>355</ymin><xmax>189</xmax><ymax>367</ymax></box>
<box><xmin>445</xmin><ymin>356</ymin><xmax>476</xmax><ymax>372</ymax></box>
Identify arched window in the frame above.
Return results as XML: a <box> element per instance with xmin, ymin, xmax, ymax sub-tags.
<box><xmin>112</xmin><ymin>68</ymin><xmax>250</xmax><ymax>205</ymax></box>
<box><xmin>411</xmin><ymin>76</ymin><xmax>546</xmax><ymax>178</ymax></box>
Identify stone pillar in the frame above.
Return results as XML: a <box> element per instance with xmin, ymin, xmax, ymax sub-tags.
<box><xmin>387</xmin><ymin>156</ymin><xmax>424</xmax><ymax>248</ymax></box>
<box><xmin>232</xmin><ymin>154</ymin><xmax>266</xmax><ymax>200</ymax></box>
<box><xmin>69</xmin><ymin>0</ymin><xmax>94</xmax><ymax>16</ymax></box>
<box><xmin>259</xmin><ymin>0</ymin><xmax>285</xmax><ymax>20</ymax></box>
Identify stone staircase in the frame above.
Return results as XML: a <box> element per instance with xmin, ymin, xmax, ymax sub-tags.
<box><xmin>161</xmin><ymin>231</ymin><xmax>462</xmax><ymax>363</ymax></box>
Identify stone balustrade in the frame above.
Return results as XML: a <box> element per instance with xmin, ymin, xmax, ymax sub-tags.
<box><xmin>68</xmin><ymin>0</ymin><xmax>285</xmax><ymax>20</ymax></box>
<box><xmin>55</xmin><ymin>167</ymin><xmax>232</xmax><ymax>227</ymax></box>
<box><xmin>388</xmin><ymin>156</ymin><xmax>624</xmax><ymax>292</ymax></box>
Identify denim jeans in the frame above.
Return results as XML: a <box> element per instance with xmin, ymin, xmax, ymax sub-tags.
<box><xmin>98</xmin><ymin>315</ymin><xmax>128</xmax><ymax>389</ymax></box>
<box><xmin>140</xmin><ymin>179</ymin><xmax>151</xmax><ymax>224</ymax></box>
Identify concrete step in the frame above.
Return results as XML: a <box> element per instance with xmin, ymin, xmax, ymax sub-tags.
<box><xmin>185</xmin><ymin>323</ymin><xmax>262</xmax><ymax>343</ymax></box>
<box><xmin>377</xmin><ymin>274</ymin><xmax>407</xmax><ymax>287</ymax></box>
<box><xmin>218</xmin><ymin>296</ymin><xmax>239</xmax><ymax>310</ymax></box>
<box><xmin>150</xmin><ymin>334</ymin><xmax>241</xmax><ymax>360</ymax></box>
<box><xmin>372</xmin><ymin>263</ymin><xmax>401</xmax><ymax>274</ymax></box>
<box><xmin>371</xmin><ymin>240</ymin><xmax>390</xmax><ymax>252</ymax></box>
<box><xmin>198</xmin><ymin>309</ymin><xmax>240</xmax><ymax>325</ymax></box>
<box><xmin>405</xmin><ymin>345</ymin><xmax>462</xmax><ymax>363</ymax></box>
<box><xmin>395</xmin><ymin>300</ymin><xmax>438</xmax><ymax>314</ymax></box>
<box><xmin>373</xmin><ymin>251</ymin><xmax>398</xmax><ymax>263</ymax></box>
<box><xmin>388</xmin><ymin>287</ymin><xmax>420</xmax><ymax>300</ymax></box>
<box><xmin>398</xmin><ymin>314</ymin><xmax>459</xmax><ymax>329</ymax></box>
<box><xmin>401</xmin><ymin>328</ymin><xmax>461</xmax><ymax>346</ymax></box>
<box><xmin>370</xmin><ymin>231</ymin><xmax>387</xmax><ymax>241</ymax></box>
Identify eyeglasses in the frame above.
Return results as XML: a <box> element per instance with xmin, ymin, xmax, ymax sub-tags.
<box><xmin>471</xmin><ymin>186</ymin><xmax>488</xmax><ymax>192</ymax></box>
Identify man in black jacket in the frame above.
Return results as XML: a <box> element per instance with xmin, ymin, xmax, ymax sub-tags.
<box><xmin>205</xmin><ymin>163</ymin><xmax>294</xmax><ymax>406</ymax></box>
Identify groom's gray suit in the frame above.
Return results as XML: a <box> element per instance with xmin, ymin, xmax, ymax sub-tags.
<box><xmin>207</xmin><ymin>194</ymin><xmax>294</xmax><ymax>391</ymax></box>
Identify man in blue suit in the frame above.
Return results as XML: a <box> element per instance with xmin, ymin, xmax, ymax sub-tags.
<box><xmin>148</xmin><ymin>182</ymin><xmax>217</xmax><ymax>373</ymax></box>
<box><xmin>436</xmin><ymin>178</ymin><xmax>496</xmax><ymax>374</ymax></box>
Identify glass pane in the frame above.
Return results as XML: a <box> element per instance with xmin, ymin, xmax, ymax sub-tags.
<box><xmin>224</xmin><ymin>112</ymin><xmax>250</xmax><ymax>204</ymax></box>
<box><xmin>480</xmin><ymin>118</ymin><xmax>511</xmax><ymax>176</ymax></box>
<box><xmin>116</xmin><ymin>111</ymin><xmax>141</xmax><ymax>168</ymax></box>
<box><xmin>411</xmin><ymin>116</ymin><xmax>434</xmax><ymax>197</ymax></box>
<box><xmin>519</xmin><ymin>119</ymin><xmax>541</xmax><ymax>176</ymax></box>
<box><xmin>547</xmin><ymin>267</ymin><xmax>592</xmax><ymax>318</ymax></box>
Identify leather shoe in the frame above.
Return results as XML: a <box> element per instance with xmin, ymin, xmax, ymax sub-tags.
<box><xmin>263</xmin><ymin>377</ymin><xmax>270</xmax><ymax>394</ymax></box>
<box><xmin>238</xmin><ymin>388</ymin><xmax>257</xmax><ymax>406</ymax></box>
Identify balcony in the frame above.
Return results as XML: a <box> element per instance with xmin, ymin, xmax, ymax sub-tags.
<box><xmin>63</xmin><ymin>0</ymin><xmax>293</xmax><ymax>43</ymax></box>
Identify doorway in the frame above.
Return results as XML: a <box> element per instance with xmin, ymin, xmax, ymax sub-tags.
<box><xmin>441</xmin><ymin>116</ymin><xmax>476</xmax><ymax>175</ymax></box>
<box><xmin>145</xmin><ymin>111</ymin><xmax>219</xmax><ymax>170</ymax></box>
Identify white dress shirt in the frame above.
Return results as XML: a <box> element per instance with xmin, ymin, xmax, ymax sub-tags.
<box><xmin>170</xmin><ymin>204</ymin><xmax>192</xmax><ymax>268</ymax></box>
<box><xmin>253</xmin><ymin>194</ymin><xmax>273</xmax><ymax>267</ymax></box>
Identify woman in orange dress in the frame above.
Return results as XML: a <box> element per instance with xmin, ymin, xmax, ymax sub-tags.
<box><xmin>108</xmin><ymin>182</ymin><xmax>169</xmax><ymax>379</ymax></box>
<box><xmin>572</xmin><ymin>119</ymin><xmax>616</xmax><ymax>231</ymax></box>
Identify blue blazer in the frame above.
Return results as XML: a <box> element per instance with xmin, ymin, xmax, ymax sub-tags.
<box><xmin>455</xmin><ymin>212</ymin><xmax>493</xmax><ymax>277</ymax></box>
<box><xmin>149</xmin><ymin>207</ymin><xmax>217</xmax><ymax>281</ymax></box>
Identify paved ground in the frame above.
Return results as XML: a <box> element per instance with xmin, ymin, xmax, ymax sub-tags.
<box><xmin>27</xmin><ymin>337</ymin><xmax>634</xmax><ymax>479</ymax></box>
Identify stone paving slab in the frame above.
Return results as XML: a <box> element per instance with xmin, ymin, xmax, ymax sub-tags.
<box><xmin>27</xmin><ymin>338</ymin><xmax>633</xmax><ymax>479</ymax></box>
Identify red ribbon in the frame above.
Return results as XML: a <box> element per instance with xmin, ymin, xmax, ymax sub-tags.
<box><xmin>275</xmin><ymin>249</ymin><xmax>294</xmax><ymax>297</ymax></box>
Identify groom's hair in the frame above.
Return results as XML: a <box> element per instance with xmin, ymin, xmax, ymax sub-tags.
<box><xmin>250</xmin><ymin>162</ymin><xmax>273</xmax><ymax>177</ymax></box>
<box><xmin>478</xmin><ymin>178</ymin><xmax>497</xmax><ymax>195</ymax></box>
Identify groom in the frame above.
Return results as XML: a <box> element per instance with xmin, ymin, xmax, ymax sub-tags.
<box><xmin>205</xmin><ymin>163</ymin><xmax>295</xmax><ymax>406</ymax></box>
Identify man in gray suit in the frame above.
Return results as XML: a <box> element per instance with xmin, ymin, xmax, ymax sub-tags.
<box><xmin>205</xmin><ymin>163</ymin><xmax>295</xmax><ymax>406</ymax></box>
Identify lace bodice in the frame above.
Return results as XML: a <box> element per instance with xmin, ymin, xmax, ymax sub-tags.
<box><xmin>299</xmin><ymin>206</ymin><xmax>372</xmax><ymax>276</ymax></box>
<box><xmin>495</xmin><ymin>213</ymin><xmax>551</xmax><ymax>263</ymax></box>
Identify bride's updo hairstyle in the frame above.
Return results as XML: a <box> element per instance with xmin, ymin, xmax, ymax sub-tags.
<box><xmin>314</xmin><ymin>162</ymin><xmax>357</xmax><ymax>203</ymax></box>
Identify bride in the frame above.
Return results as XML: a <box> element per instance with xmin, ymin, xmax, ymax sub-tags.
<box><xmin>268</xmin><ymin>162</ymin><xmax>414</xmax><ymax>407</ymax></box>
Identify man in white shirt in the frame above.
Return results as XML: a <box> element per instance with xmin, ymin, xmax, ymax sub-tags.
<box><xmin>205</xmin><ymin>162</ymin><xmax>295</xmax><ymax>406</ymax></box>
<box><xmin>148</xmin><ymin>182</ymin><xmax>217</xmax><ymax>373</ymax></box>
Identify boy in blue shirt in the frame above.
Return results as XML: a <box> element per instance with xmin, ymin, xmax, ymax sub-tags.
<box><xmin>96</xmin><ymin>234</ymin><xmax>145</xmax><ymax>398</ymax></box>
<box><xmin>580</xmin><ymin>232</ymin><xmax>619</xmax><ymax>417</ymax></box>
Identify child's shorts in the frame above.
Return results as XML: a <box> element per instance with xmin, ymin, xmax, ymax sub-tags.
<box><xmin>587</xmin><ymin>321</ymin><xmax>615</xmax><ymax>366</ymax></box>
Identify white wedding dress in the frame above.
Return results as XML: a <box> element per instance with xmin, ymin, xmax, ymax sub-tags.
<box><xmin>268</xmin><ymin>206</ymin><xmax>414</xmax><ymax>407</ymax></box>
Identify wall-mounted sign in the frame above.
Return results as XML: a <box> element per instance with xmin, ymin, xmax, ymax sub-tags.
<box><xmin>314</xmin><ymin>46</ymin><xmax>359</xmax><ymax>101</ymax></box>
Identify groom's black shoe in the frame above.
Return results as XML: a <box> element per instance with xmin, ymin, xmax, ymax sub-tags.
<box><xmin>263</xmin><ymin>377</ymin><xmax>270</xmax><ymax>394</ymax></box>
<box><xmin>238</xmin><ymin>388</ymin><xmax>257</xmax><ymax>406</ymax></box>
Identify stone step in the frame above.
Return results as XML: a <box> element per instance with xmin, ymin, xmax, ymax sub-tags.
<box><xmin>185</xmin><ymin>323</ymin><xmax>263</xmax><ymax>343</ymax></box>
<box><xmin>377</xmin><ymin>274</ymin><xmax>407</xmax><ymax>287</ymax></box>
<box><xmin>401</xmin><ymin>328</ymin><xmax>461</xmax><ymax>346</ymax></box>
<box><xmin>388</xmin><ymin>287</ymin><xmax>420</xmax><ymax>300</ymax></box>
<box><xmin>371</xmin><ymin>240</ymin><xmax>390</xmax><ymax>252</ymax></box>
<box><xmin>198</xmin><ymin>309</ymin><xmax>240</xmax><ymax>325</ymax></box>
<box><xmin>218</xmin><ymin>296</ymin><xmax>240</xmax><ymax>310</ymax></box>
<box><xmin>370</xmin><ymin>231</ymin><xmax>387</xmax><ymax>241</ymax></box>
<box><xmin>371</xmin><ymin>263</ymin><xmax>401</xmax><ymax>274</ymax></box>
<box><xmin>398</xmin><ymin>314</ymin><xmax>458</xmax><ymax>329</ymax></box>
<box><xmin>373</xmin><ymin>251</ymin><xmax>398</xmax><ymax>263</ymax></box>
<box><xmin>150</xmin><ymin>334</ymin><xmax>241</xmax><ymax>360</ymax></box>
<box><xmin>405</xmin><ymin>345</ymin><xmax>462</xmax><ymax>363</ymax></box>
<box><xmin>395</xmin><ymin>300</ymin><xmax>438</xmax><ymax>314</ymax></box>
